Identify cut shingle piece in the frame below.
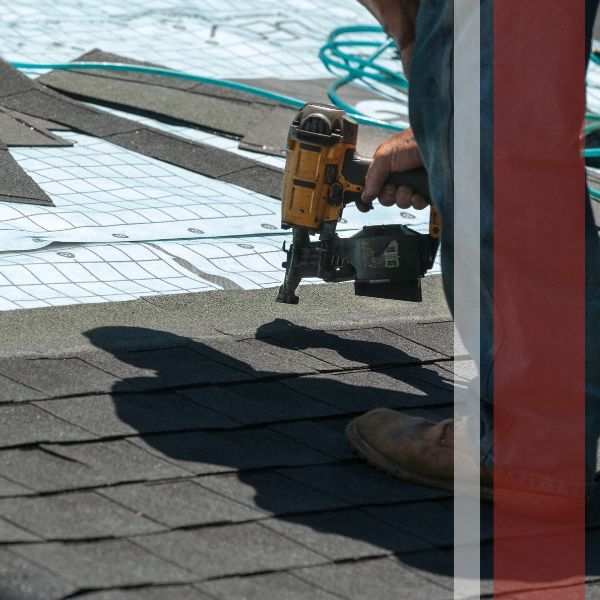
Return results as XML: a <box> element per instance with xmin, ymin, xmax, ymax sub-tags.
<box><xmin>36</xmin><ymin>392</ymin><xmax>238</xmax><ymax>437</ymax></box>
<box><xmin>11</xmin><ymin>539</ymin><xmax>194</xmax><ymax>588</ymax></box>
<box><xmin>0</xmin><ymin>476</ymin><xmax>32</xmax><ymax>497</ymax></box>
<box><xmin>0</xmin><ymin>356</ymin><xmax>135</xmax><ymax>398</ymax></box>
<box><xmin>0</xmin><ymin>403</ymin><xmax>95</xmax><ymax>447</ymax></box>
<box><xmin>134</xmin><ymin>523</ymin><xmax>325</xmax><ymax>579</ymax></box>
<box><xmin>0</xmin><ymin>109</ymin><xmax>72</xmax><ymax>147</ymax></box>
<box><xmin>0</xmin><ymin>547</ymin><xmax>77</xmax><ymax>600</ymax></box>
<box><xmin>0</xmin><ymin>491</ymin><xmax>164</xmax><ymax>540</ymax></box>
<box><xmin>0</xmin><ymin>146</ymin><xmax>54</xmax><ymax>207</ymax></box>
<box><xmin>98</xmin><ymin>480</ymin><xmax>262</xmax><ymax>528</ymax></box>
<box><xmin>196</xmin><ymin>471</ymin><xmax>347</xmax><ymax>515</ymax></box>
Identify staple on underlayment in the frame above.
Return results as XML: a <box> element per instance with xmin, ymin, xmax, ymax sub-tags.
<box><xmin>0</xmin><ymin>145</ymin><xmax>54</xmax><ymax>206</ymax></box>
<box><xmin>0</xmin><ymin>58</ymin><xmax>283</xmax><ymax>199</ymax></box>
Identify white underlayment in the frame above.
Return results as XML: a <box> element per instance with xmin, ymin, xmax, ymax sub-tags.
<box><xmin>0</xmin><ymin>2</ymin><xmax>597</xmax><ymax>310</ymax></box>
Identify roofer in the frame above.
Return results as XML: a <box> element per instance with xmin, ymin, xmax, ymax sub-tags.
<box><xmin>346</xmin><ymin>0</ymin><xmax>600</xmax><ymax>515</ymax></box>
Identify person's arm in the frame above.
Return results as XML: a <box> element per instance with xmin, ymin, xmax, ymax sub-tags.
<box><xmin>357</xmin><ymin>0</ymin><xmax>427</xmax><ymax>211</ymax></box>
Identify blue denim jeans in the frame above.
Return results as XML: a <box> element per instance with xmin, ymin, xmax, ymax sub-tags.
<box><xmin>408</xmin><ymin>0</ymin><xmax>600</xmax><ymax>493</ymax></box>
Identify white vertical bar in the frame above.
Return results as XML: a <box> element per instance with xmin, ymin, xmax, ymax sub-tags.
<box><xmin>454</xmin><ymin>1</ymin><xmax>481</xmax><ymax>599</ymax></box>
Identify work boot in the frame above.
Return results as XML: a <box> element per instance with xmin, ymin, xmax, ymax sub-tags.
<box><xmin>346</xmin><ymin>408</ymin><xmax>586</xmax><ymax>520</ymax></box>
<box><xmin>345</xmin><ymin>408</ymin><xmax>492</xmax><ymax>500</ymax></box>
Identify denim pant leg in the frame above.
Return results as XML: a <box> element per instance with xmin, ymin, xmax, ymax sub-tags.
<box><xmin>409</xmin><ymin>0</ymin><xmax>600</xmax><ymax>489</ymax></box>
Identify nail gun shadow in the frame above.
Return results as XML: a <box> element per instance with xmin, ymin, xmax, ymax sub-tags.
<box><xmin>84</xmin><ymin>324</ymin><xmax>593</xmax><ymax>586</ymax></box>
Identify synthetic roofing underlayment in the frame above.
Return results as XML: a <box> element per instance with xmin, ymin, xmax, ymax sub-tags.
<box><xmin>0</xmin><ymin>0</ymin><xmax>597</xmax><ymax>310</ymax></box>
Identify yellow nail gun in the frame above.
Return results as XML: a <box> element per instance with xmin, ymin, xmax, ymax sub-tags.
<box><xmin>276</xmin><ymin>103</ymin><xmax>441</xmax><ymax>304</ymax></box>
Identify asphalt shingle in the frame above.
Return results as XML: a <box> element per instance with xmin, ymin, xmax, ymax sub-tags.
<box><xmin>0</xmin><ymin>547</ymin><xmax>77</xmax><ymax>600</ymax></box>
<box><xmin>0</xmin><ymin>373</ymin><xmax>47</xmax><ymax>403</ymax></box>
<box><xmin>0</xmin><ymin>491</ymin><xmax>164</xmax><ymax>540</ymax></box>
<box><xmin>42</xmin><ymin>439</ymin><xmax>192</xmax><ymax>483</ymax></box>
<box><xmin>0</xmin><ymin>404</ymin><xmax>94</xmax><ymax>447</ymax></box>
<box><xmin>0</xmin><ymin>357</ymin><xmax>134</xmax><ymax>398</ymax></box>
<box><xmin>294</xmin><ymin>557</ymin><xmax>451</xmax><ymax>600</ymax></box>
<box><xmin>262</xmin><ymin>508</ymin><xmax>431</xmax><ymax>559</ymax></box>
<box><xmin>11</xmin><ymin>539</ymin><xmax>194</xmax><ymax>588</ymax></box>
<box><xmin>196</xmin><ymin>472</ymin><xmax>346</xmax><ymax>515</ymax></box>
<box><xmin>198</xmin><ymin>572</ymin><xmax>342</xmax><ymax>600</ymax></box>
<box><xmin>282</xmin><ymin>369</ymin><xmax>451</xmax><ymax>412</ymax></box>
<box><xmin>0</xmin><ymin>448</ymin><xmax>106</xmax><ymax>492</ymax></box>
<box><xmin>278</xmin><ymin>464</ymin><xmax>450</xmax><ymax>506</ymax></box>
<box><xmin>98</xmin><ymin>480</ymin><xmax>262</xmax><ymax>528</ymax></box>
<box><xmin>37</xmin><ymin>392</ymin><xmax>237</xmax><ymax>437</ymax></box>
<box><xmin>129</xmin><ymin>427</ymin><xmax>332</xmax><ymax>475</ymax></box>
<box><xmin>180</xmin><ymin>382</ymin><xmax>339</xmax><ymax>425</ymax></box>
<box><xmin>134</xmin><ymin>523</ymin><xmax>325</xmax><ymax>579</ymax></box>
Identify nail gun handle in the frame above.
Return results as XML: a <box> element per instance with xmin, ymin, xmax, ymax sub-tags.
<box><xmin>385</xmin><ymin>169</ymin><xmax>431</xmax><ymax>203</ymax></box>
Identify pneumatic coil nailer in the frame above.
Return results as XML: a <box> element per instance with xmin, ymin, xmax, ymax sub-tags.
<box><xmin>276</xmin><ymin>103</ymin><xmax>440</xmax><ymax>304</ymax></box>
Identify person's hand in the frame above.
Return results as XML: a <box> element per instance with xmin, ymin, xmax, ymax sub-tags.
<box><xmin>358</xmin><ymin>0</ymin><xmax>420</xmax><ymax>75</ymax></box>
<box><xmin>361</xmin><ymin>128</ymin><xmax>428</xmax><ymax>211</ymax></box>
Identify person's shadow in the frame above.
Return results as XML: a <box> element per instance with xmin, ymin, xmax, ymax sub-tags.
<box><xmin>84</xmin><ymin>322</ymin><xmax>596</xmax><ymax>588</ymax></box>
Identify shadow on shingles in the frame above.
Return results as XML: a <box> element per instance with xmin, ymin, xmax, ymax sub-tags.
<box><xmin>84</xmin><ymin>325</ymin><xmax>596</xmax><ymax>585</ymax></box>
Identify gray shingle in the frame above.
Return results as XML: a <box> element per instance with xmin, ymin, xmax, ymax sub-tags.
<box><xmin>0</xmin><ymin>404</ymin><xmax>94</xmax><ymax>447</ymax></box>
<box><xmin>0</xmin><ymin>109</ymin><xmax>71</xmax><ymax>147</ymax></box>
<box><xmin>262</xmin><ymin>508</ymin><xmax>431</xmax><ymax>559</ymax></box>
<box><xmin>263</xmin><ymin>326</ymin><xmax>443</xmax><ymax>369</ymax></box>
<box><xmin>0</xmin><ymin>373</ymin><xmax>47</xmax><ymax>402</ymax></box>
<box><xmin>278</xmin><ymin>464</ymin><xmax>450</xmax><ymax>506</ymax></box>
<box><xmin>365</xmin><ymin>500</ymin><xmax>454</xmax><ymax>547</ymax></box>
<box><xmin>37</xmin><ymin>392</ymin><xmax>237</xmax><ymax>437</ymax></box>
<box><xmin>0</xmin><ymin>147</ymin><xmax>54</xmax><ymax>207</ymax></box>
<box><xmin>295</xmin><ymin>557</ymin><xmax>452</xmax><ymax>600</ymax></box>
<box><xmin>198</xmin><ymin>572</ymin><xmax>342</xmax><ymax>600</ymax></box>
<box><xmin>0</xmin><ymin>547</ymin><xmax>76</xmax><ymax>600</ymax></box>
<box><xmin>0</xmin><ymin>491</ymin><xmax>164</xmax><ymax>539</ymax></box>
<box><xmin>82</xmin><ymin>345</ymin><xmax>247</xmax><ymax>390</ymax></box>
<box><xmin>0</xmin><ymin>357</ymin><xmax>134</xmax><ymax>398</ymax></box>
<box><xmin>240</xmin><ymin>338</ymin><xmax>336</xmax><ymax>372</ymax></box>
<box><xmin>42</xmin><ymin>439</ymin><xmax>192</xmax><ymax>483</ymax></box>
<box><xmin>386</xmin><ymin>321</ymin><xmax>455</xmax><ymax>358</ymax></box>
<box><xmin>193</xmin><ymin>338</ymin><xmax>317</xmax><ymax>377</ymax></box>
<box><xmin>180</xmin><ymin>382</ymin><xmax>339</xmax><ymax>425</ymax></box>
<box><xmin>271</xmin><ymin>418</ymin><xmax>357</xmax><ymax>460</ymax></box>
<box><xmin>0</xmin><ymin>517</ymin><xmax>39</xmax><ymax>542</ymax></box>
<box><xmin>0</xmin><ymin>448</ymin><xmax>106</xmax><ymax>492</ymax></box>
<box><xmin>77</xmin><ymin>586</ymin><xmax>210</xmax><ymax>600</ymax></box>
<box><xmin>134</xmin><ymin>523</ymin><xmax>325</xmax><ymax>578</ymax></box>
<box><xmin>197</xmin><ymin>472</ymin><xmax>346</xmax><ymax>515</ymax></box>
<box><xmin>129</xmin><ymin>427</ymin><xmax>331</xmax><ymax>475</ymax></box>
<box><xmin>11</xmin><ymin>539</ymin><xmax>194</xmax><ymax>587</ymax></box>
<box><xmin>0</xmin><ymin>476</ymin><xmax>32</xmax><ymax>497</ymax></box>
<box><xmin>98</xmin><ymin>480</ymin><xmax>262</xmax><ymax>528</ymax></box>
<box><xmin>282</xmin><ymin>369</ymin><xmax>451</xmax><ymax>412</ymax></box>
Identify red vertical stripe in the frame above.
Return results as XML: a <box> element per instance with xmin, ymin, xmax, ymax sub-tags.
<box><xmin>493</xmin><ymin>0</ymin><xmax>586</xmax><ymax>596</ymax></box>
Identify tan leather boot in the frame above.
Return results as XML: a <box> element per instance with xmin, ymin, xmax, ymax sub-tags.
<box><xmin>346</xmin><ymin>408</ymin><xmax>492</xmax><ymax>499</ymax></box>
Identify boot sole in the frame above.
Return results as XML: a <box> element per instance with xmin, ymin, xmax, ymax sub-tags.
<box><xmin>345</xmin><ymin>418</ymin><xmax>494</xmax><ymax>501</ymax></box>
